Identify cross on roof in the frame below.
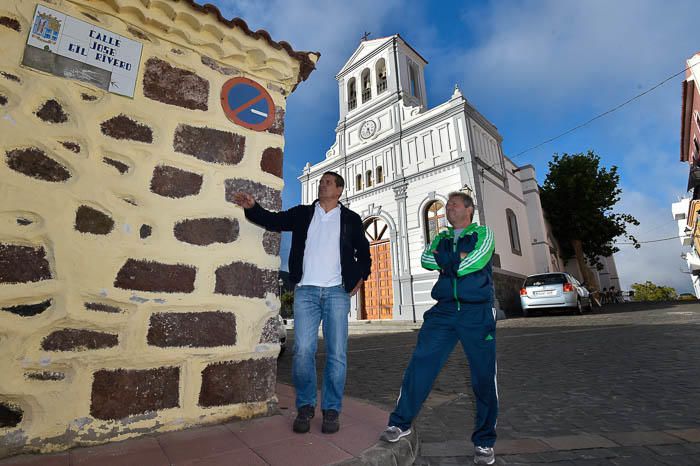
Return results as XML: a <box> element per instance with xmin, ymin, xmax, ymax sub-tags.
<box><xmin>361</xmin><ymin>31</ymin><xmax>371</xmax><ymax>42</ymax></box>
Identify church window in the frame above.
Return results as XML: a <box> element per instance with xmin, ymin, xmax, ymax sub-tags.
<box><xmin>376</xmin><ymin>166</ymin><xmax>384</xmax><ymax>184</ymax></box>
<box><xmin>424</xmin><ymin>200</ymin><xmax>446</xmax><ymax>244</ymax></box>
<box><xmin>376</xmin><ymin>59</ymin><xmax>387</xmax><ymax>94</ymax></box>
<box><xmin>409</xmin><ymin>63</ymin><xmax>419</xmax><ymax>98</ymax></box>
<box><xmin>366</xmin><ymin>170</ymin><xmax>373</xmax><ymax>187</ymax></box>
<box><xmin>506</xmin><ymin>209</ymin><xmax>521</xmax><ymax>255</ymax></box>
<box><xmin>356</xmin><ymin>174</ymin><xmax>362</xmax><ymax>191</ymax></box>
<box><xmin>361</xmin><ymin>68</ymin><xmax>372</xmax><ymax>103</ymax></box>
<box><xmin>348</xmin><ymin>78</ymin><xmax>357</xmax><ymax>110</ymax></box>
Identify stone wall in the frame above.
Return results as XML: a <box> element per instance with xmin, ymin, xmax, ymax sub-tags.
<box><xmin>0</xmin><ymin>0</ymin><xmax>317</xmax><ymax>458</ymax></box>
<box><xmin>494</xmin><ymin>268</ymin><xmax>526</xmax><ymax>316</ymax></box>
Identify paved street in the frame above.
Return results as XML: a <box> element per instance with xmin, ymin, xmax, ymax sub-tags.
<box><xmin>277</xmin><ymin>301</ymin><xmax>700</xmax><ymax>464</ymax></box>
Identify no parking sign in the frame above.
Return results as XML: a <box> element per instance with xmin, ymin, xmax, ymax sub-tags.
<box><xmin>220</xmin><ymin>77</ymin><xmax>275</xmax><ymax>131</ymax></box>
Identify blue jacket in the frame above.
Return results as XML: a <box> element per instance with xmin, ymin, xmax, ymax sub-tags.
<box><xmin>244</xmin><ymin>200</ymin><xmax>371</xmax><ymax>293</ymax></box>
<box><xmin>421</xmin><ymin>224</ymin><xmax>495</xmax><ymax>306</ymax></box>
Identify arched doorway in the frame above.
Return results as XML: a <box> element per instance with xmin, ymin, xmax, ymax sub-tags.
<box><xmin>361</xmin><ymin>217</ymin><xmax>394</xmax><ymax>320</ymax></box>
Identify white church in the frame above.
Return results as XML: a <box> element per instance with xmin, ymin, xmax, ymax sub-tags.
<box><xmin>299</xmin><ymin>35</ymin><xmax>620</xmax><ymax>321</ymax></box>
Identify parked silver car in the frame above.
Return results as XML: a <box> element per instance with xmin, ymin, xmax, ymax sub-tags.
<box><xmin>520</xmin><ymin>272</ymin><xmax>592</xmax><ymax>317</ymax></box>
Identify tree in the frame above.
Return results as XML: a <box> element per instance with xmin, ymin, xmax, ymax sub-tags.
<box><xmin>280</xmin><ymin>290</ymin><xmax>294</xmax><ymax>319</ymax></box>
<box><xmin>631</xmin><ymin>281</ymin><xmax>678</xmax><ymax>301</ymax></box>
<box><xmin>540</xmin><ymin>151</ymin><xmax>639</xmax><ymax>288</ymax></box>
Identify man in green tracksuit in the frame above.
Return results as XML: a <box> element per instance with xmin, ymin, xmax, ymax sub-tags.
<box><xmin>380</xmin><ymin>191</ymin><xmax>498</xmax><ymax>466</ymax></box>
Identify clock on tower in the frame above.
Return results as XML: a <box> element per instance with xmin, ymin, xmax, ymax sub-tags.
<box><xmin>360</xmin><ymin>120</ymin><xmax>377</xmax><ymax>139</ymax></box>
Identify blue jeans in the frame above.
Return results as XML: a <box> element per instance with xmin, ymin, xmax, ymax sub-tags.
<box><xmin>292</xmin><ymin>284</ymin><xmax>350</xmax><ymax>412</ymax></box>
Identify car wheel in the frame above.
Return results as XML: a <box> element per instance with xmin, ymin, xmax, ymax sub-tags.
<box><xmin>576</xmin><ymin>298</ymin><xmax>584</xmax><ymax>315</ymax></box>
<box><xmin>522</xmin><ymin>308</ymin><xmax>529</xmax><ymax>317</ymax></box>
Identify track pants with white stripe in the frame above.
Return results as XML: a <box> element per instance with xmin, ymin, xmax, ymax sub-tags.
<box><xmin>388</xmin><ymin>301</ymin><xmax>498</xmax><ymax>448</ymax></box>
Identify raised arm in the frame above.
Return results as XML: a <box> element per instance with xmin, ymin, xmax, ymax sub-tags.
<box><xmin>232</xmin><ymin>192</ymin><xmax>298</xmax><ymax>232</ymax></box>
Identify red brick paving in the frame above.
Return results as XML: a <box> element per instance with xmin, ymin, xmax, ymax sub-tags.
<box><xmin>0</xmin><ymin>384</ymin><xmax>388</xmax><ymax>466</ymax></box>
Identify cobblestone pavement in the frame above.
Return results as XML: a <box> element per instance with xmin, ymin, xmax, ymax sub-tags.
<box><xmin>277</xmin><ymin>301</ymin><xmax>700</xmax><ymax>464</ymax></box>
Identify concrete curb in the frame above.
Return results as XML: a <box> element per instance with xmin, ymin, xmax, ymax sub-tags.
<box><xmin>334</xmin><ymin>429</ymin><xmax>419</xmax><ymax>466</ymax></box>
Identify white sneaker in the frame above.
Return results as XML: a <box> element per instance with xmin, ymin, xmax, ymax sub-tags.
<box><xmin>474</xmin><ymin>446</ymin><xmax>495</xmax><ymax>465</ymax></box>
<box><xmin>380</xmin><ymin>425</ymin><xmax>412</xmax><ymax>443</ymax></box>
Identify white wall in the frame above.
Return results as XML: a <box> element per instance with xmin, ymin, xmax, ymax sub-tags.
<box><xmin>480</xmin><ymin>169</ymin><xmax>535</xmax><ymax>276</ymax></box>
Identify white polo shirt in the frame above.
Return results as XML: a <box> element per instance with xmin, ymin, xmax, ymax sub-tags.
<box><xmin>298</xmin><ymin>203</ymin><xmax>342</xmax><ymax>287</ymax></box>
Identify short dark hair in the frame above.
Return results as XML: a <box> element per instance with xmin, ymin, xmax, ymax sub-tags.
<box><xmin>448</xmin><ymin>191</ymin><xmax>474</xmax><ymax>209</ymax></box>
<box><xmin>323</xmin><ymin>171</ymin><xmax>345</xmax><ymax>189</ymax></box>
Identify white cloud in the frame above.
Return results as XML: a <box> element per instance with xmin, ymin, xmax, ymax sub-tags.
<box><xmin>433</xmin><ymin>0</ymin><xmax>700</xmax><ymax>110</ymax></box>
<box><xmin>614</xmin><ymin>190</ymin><xmax>692</xmax><ymax>294</ymax></box>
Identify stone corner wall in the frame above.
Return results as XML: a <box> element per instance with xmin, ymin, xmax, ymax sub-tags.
<box><xmin>0</xmin><ymin>0</ymin><xmax>297</xmax><ymax>458</ymax></box>
<box><xmin>494</xmin><ymin>269</ymin><xmax>525</xmax><ymax>316</ymax></box>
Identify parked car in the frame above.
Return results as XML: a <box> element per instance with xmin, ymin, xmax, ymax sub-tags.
<box><xmin>273</xmin><ymin>314</ymin><xmax>287</xmax><ymax>355</ymax></box>
<box><xmin>520</xmin><ymin>272</ymin><xmax>592</xmax><ymax>317</ymax></box>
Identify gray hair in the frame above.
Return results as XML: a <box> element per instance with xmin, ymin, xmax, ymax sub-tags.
<box><xmin>448</xmin><ymin>191</ymin><xmax>474</xmax><ymax>209</ymax></box>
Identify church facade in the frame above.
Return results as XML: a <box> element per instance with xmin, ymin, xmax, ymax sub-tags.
<box><xmin>299</xmin><ymin>35</ymin><xmax>618</xmax><ymax>321</ymax></box>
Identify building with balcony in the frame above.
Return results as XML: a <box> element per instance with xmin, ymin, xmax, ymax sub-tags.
<box><xmin>677</xmin><ymin>52</ymin><xmax>700</xmax><ymax>296</ymax></box>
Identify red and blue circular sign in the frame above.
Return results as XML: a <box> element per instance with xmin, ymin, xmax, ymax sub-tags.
<box><xmin>220</xmin><ymin>77</ymin><xmax>276</xmax><ymax>131</ymax></box>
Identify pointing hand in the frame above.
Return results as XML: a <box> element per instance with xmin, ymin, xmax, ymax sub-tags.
<box><xmin>232</xmin><ymin>192</ymin><xmax>255</xmax><ymax>209</ymax></box>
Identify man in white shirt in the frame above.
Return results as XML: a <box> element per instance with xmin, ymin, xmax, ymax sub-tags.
<box><xmin>233</xmin><ymin>172</ymin><xmax>371</xmax><ymax>434</ymax></box>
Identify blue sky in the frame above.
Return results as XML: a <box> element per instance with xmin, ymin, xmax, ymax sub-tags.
<box><xmin>210</xmin><ymin>0</ymin><xmax>700</xmax><ymax>293</ymax></box>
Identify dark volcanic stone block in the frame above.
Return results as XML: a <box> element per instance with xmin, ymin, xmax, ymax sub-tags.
<box><xmin>140</xmin><ymin>224</ymin><xmax>152</xmax><ymax>239</ymax></box>
<box><xmin>114</xmin><ymin>259</ymin><xmax>196</xmax><ymax>293</ymax></box>
<box><xmin>174</xmin><ymin>218</ymin><xmax>239</xmax><ymax>246</ymax></box>
<box><xmin>0</xmin><ymin>17</ymin><xmax>21</xmax><ymax>32</ymax></box>
<box><xmin>148</xmin><ymin>311</ymin><xmax>236</xmax><ymax>347</ymax></box>
<box><xmin>127</xmin><ymin>26</ymin><xmax>149</xmax><ymax>41</ymax></box>
<box><xmin>224</xmin><ymin>179</ymin><xmax>281</xmax><ymax>211</ymax></box>
<box><xmin>1</xmin><ymin>72</ymin><xmax>20</xmax><ymax>82</ymax></box>
<box><xmin>25</xmin><ymin>371</ymin><xmax>65</xmax><ymax>381</ymax></box>
<box><xmin>6</xmin><ymin>147</ymin><xmax>71</xmax><ymax>182</ymax></box>
<box><xmin>103</xmin><ymin>157</ymin><xmax>129</xmax><ymax>174</ymax></box>
<box><xmin>173</xmin><ymin>124</ymin><xmax>245</xmax><ymax>165</ymax></box>
<box><xmin>215</xmin><ymin>262</ymin><xmax>277</xmax><ymax>298</ymax></box>
<box><xmin>1</xmin><ymin>299</ymin><xmax>52</xmax><ymax>317</ymax></box>
<box><xmin>35</xmin><ymin>99</ymin><xmax>68</xmax><ymax>123</ymax></box>
<box><xmin>258</xmin><ymin>317</ymin><xmax>279</xmax><ymax>344</ymax></box>
<box><xmin>91</xmin><ymin>367</ymin><xmax>179</xmax><ymax>420</ymax></box>
<box><xmin>260</xmin><ymin>147</ymin><xmax>283</xmax><ymax>178</ymax></box>
<box><xmin>199</xmin><ymin>358</ymin><xmax>275</xmax><ymax>407</ymax></box>
<box><xmin>143</xmin><ymin>58</ymin><xmax>209</xmax><ymax>110</ymax></box>
<box><xmin>42</xmin><ymin>328</ymin><xmax>118</xmax><ymax>351</ymax></box>
<box><xmin>75</xmin><ymin>205</ymin><xmax>114</xmax><ymax>235</ymax></box>
<box><xmin>0</xmin><ymin>402</ymin><xmax>23</xmax><ymax>428</ymax></box>
<box><xmin>101</xmin><ymin>115</ymin><xmax>153</xmax><ymax>143</ymax></box>
<box><xmin>60</xmin><ymin>141</ymin><xmax>81</xmax><ymax>153</ymax></box>
<box><xmin>0</xmin><ymin>244</ymin><xmax>52</xmax><ymax>284</ymax></box>
<box><xmin>150</xmin><ymin>165</ymin><xmax>203</xmax><ymax>198</ymax></box>
<box><xmin>0</xmin><ymin>94</ymin><xmax>7</xmax><ymax>106</ymax></box>
<box><xmin>201</xmin><ymin>56</ymin><xmax>239</xmax><ymax>75</ymax></box>
<box><xmin>267</xmin><ymin>106</ymin><xmax>285</xmax><ymax>135</ymax></box>
<box><xmin>81</xmin><ymin>93</ymin><xmax>98</xmax><ymax>101</ymax></box>
<box><xmin>262</xmin><ymin>231</ymin><xmax>280</xmax><ymax>256</ymax></box>
<box><xmin>85</xmin><ymin>302</ymin><xmax>123</xmax><ymax>313</ymax></box>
